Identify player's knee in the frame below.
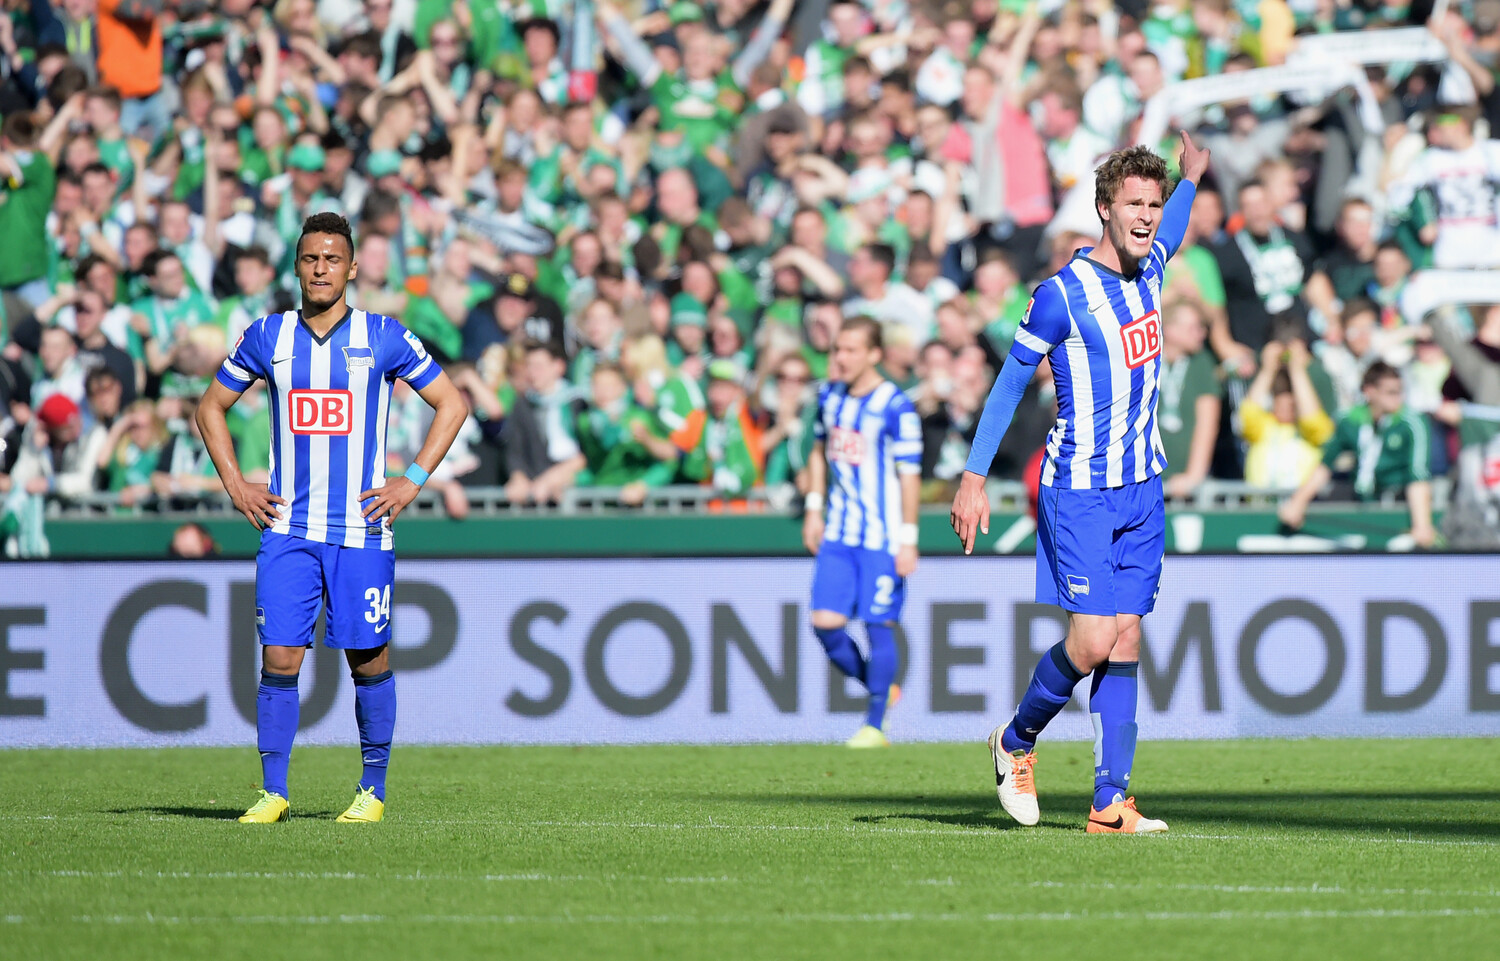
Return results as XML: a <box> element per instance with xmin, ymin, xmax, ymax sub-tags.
<box><xmin>811</xmin><ymin>610</ymin><xmax>848</xmax><ymax>631</ymax></box>
<box><xmin>261</xmin><ymin>645</ymin><xmax>305</xmax><ymax>675</ymax></box>
<box><xmin>1112</xmin><ymin>620</ymin><xmax>1142</xmax><ymax>661</ymax></box>
<box><xmin>1068</xmin><ymin>617</ymin><xmax>1118</xmax><ymax>671</ymax></box>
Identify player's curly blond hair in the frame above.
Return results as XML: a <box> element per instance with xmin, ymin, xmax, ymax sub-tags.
<box><xmin>1094</xmin><ymin>146</ymin><xmax>1172</xmax><ymax>223</ymax></box>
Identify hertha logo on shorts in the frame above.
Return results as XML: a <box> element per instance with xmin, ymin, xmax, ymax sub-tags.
<box><xmin>1120</xmin><ymin>310</ymin><xmax>1161</xmax><ymax>369</ymax></box>
<box><xmin>289</xmin><ymin>389</ymin><xmax>354</xmax><ymax>435</ymax></box>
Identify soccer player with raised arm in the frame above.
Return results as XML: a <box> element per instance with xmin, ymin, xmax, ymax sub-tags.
<box><xmin>804</xmin><ymin>316</ymin><xmax>923</xmax><ymax>748</ymax></box>
<box><xmin>198</xmin><ymin>213</ymin><xmax>467</xmax><ymax>824</ymax></box>
<box><xmin>951</xmin><ymin>134</ymin><xmax>1210</xmax><ymax>833</ymax></box>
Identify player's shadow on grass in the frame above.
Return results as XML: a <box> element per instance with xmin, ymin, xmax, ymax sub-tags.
<box><xmin>104</xmin><ymin>805</ymin><xmax>340</xmax><ymax>820</ymax></box>
<box><xmin>715</xmin><ymin>790</ymin><xmax>1500</xmax><ymax>841</ymax></box>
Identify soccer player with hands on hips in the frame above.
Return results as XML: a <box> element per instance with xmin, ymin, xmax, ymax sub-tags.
<box><xmin>197</xmin><ymin>213</ymin><xmax>468</xmax><ymax>824</ymax></box>
<box><xmin>951</xmin><ymin>133</ymin><xmax>1210</xmax><ymax>833</ymax></box>
<box><xmin>803</xmin><ymin>316</ymin><xmax>923</xmax><ymax>748</ymax></box>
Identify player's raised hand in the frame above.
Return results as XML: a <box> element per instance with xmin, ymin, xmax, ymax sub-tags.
<box><xmin>950</xmin><ymin>471</ymin><xmax>990</xmax><ymax>556</ymax></box>
<box><xmin>360</xmin><ymin>477</ymin><xmax>421</xmax><ymax>527</ymax></box>
<box><xmin>229</xmin><ymin>479</ymin><xmax>287</xmax><ymax>530</ymax></box>
<box><xmin>1178</xmin><ymin>131</ymin><xmax>1210</xmax><ymax>185</ymax></box>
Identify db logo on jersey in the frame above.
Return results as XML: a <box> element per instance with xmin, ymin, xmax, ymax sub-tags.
<box><xmin>289</xmin><ymin>390</ymin><xmax>354</xmax><ymax>435</ymax></box>
<box><xmin>1120</xmin><ymin>310</ymin><xmax>1161</xmax><ymax>369</ymax></box>
<box><xmin>828</xmin><ymin>426</ymin><xmax>866</xmax><ymax>465</ymax></box>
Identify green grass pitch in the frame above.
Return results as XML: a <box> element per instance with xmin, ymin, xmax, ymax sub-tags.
<box><xmin>3</xmin><ymin>739</ymin><xmax>1499</xmax><ymax>960</ymax></box>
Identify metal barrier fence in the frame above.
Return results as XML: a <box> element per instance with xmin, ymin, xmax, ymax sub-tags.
<box><xmin>39</xmin><ymin>478</ymin><xmax>1446</xmax><ymax>519</ymax></box>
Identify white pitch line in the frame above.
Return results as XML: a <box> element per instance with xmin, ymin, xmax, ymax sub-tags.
<box><xmin>3</xmin><ymin>815</ymin><xmax>1497</xmax><ymax>849</ymax></box>
<box><xmin>21</xmin><ymin>869</ymin><xmax>731</xmax><ymax>884</ymax></box>
<box><xmin>21</xmin><ymin>869</ymin><xmax>1500</xmax><ymax>902</ymax></box>
<box><xmin>13</xmin><ymin>907</ymin><xmax>1500</xmax><ymax>926</ymax></box>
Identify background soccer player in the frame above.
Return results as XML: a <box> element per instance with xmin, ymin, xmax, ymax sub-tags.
<box><xmin>197</xmin><ymin>213</ymin><xmax>467</xmax><ymax>824</ymax></box>
<box><xmin>803</xmin><ymin>316</ymin><xmax>923</xmax><ymax>748</ymax></box>
<box><xmin>951</xmin><ymin>134</ymin><xmax>1210</xmax><ymax>833</ymax></box>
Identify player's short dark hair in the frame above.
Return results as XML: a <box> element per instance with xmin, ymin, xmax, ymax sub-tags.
<box><xmin>81</xmin><ymin>162</ymin><xmax>112</xmax><ymax>181</ymax></box>
<box><xmin>1238</xmin><ymin>178</ymin><xmax>1266</xmax><ymax>199</ymax></box>
<box><xmin>1375</xmin><ymin>240</ymin><xmax>1410</xmax><ymax>261</ymax></box>
<box><xmin>1</xmin><ymin>112</ymin><xmax>40</xmax><ymax>148</ymax></box>
<box><xmin>1363</xmin><ymin>361</ymin><xmax>1401</xmax><ymax>390</ymax></box>
<box><xmin>297</xmin><ymin>212</ymin><xmax>355</xmax><ymax>261</ymax></box>
<box><xmin>840</xmin><ymin>315</ymin><xmax>884</xmax><ymax>351</ymax></box>
<box><xmin>1094</xmin><ymin>145</ymin><xmax>1171</xmax><ymax>221</ymax></box>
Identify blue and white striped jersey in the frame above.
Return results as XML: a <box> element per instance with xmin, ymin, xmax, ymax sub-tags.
<box><xmin>1009</xmin><ymin>239</ymin><xmax>1173</xmax><ymax>490</ymax></box>
<box><xmin>815</xmin><ymin>380</ymin><xmax>923</xmax><ymax>555</ymax></box>
<box><xmin>216</xmin><ymin>309</ymin><xmax>440</xmax><ymax>549</ymax></box>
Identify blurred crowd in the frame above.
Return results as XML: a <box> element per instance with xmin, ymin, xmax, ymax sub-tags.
<box><xmin>2</xmin><ymin>0</ymin><xmax>1500</xmax><ymax>556</ymax></box>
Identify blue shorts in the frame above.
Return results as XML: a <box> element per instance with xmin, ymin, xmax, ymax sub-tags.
<box><xmin>811</xmin><ymin>541</ymin><xmax>905</xmax><ymax>624</ymax></box>
<box><xmin>1036</xmin><ymin>476</ymin><xmax>1164</xmax><ymax>617</ymax></box>
<box><xmin>256</xmin><ymin>532</ymin><xmax>395</xmax><ymax>649</ymax></box>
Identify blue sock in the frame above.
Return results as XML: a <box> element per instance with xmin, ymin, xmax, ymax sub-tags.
<box><xmin>814</xmin><ymin>625</ymin><xmax>867</xmax><ymax>685</ymax></box>
<box><xmin>1090</xmin><ymin>661</ymin><xmax>1139</xmax><ymax>810</ymax></box>
<box><xmin>256</xmin><ymin>670</ymin><xmax>299</xmax><ymax>799</ymax></box>
<box><xmin>863</xmin><ymin>623</ymin><xmax>897</xmax><ymax>730</ymax></box>
<box><xmin>353</xmin><ymin>669</ymin><xmax>396</xmax><ymax>802</ymax></box>
<box><xmin>1001</xmin><ymin>642</ymin><xmax>1086</xmax><ymax>754</ymax></box>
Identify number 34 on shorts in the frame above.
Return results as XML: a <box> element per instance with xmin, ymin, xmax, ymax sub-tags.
<box><xmin>255</xmin><ymin>532</ymin><xmax>396</xmax><ymax>649</ymax></box>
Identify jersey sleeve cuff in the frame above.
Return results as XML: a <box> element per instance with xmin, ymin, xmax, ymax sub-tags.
<box><xmin>1008</xmin><ymin>342</ymin><xmax>1046</xmax><ymax>366</ymax></box>
<box><xmin>404</xmin><ymin>359</ymin><xmax>441</xmax><ymax>391</ymax></box>
<box><xmin>215</xmin><ymin>367</ymin><xmax>253</xmax><ymax>393</ymax></box>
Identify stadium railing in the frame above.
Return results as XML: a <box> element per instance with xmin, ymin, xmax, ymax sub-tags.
<box><xmin>39</xmin><ymin>478</ymin><xmax>1447</xmax><ymax>519</ymax></box>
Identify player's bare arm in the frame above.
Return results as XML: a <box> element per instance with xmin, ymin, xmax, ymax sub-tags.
<box><xmin>897</xmin><ymin>470</ymin><xmax>920</xmax><ymax>577</ymax></box>
<box><xmin>197</xmin><ymin>379</ymin><xmax>287</xmax><ymax>530</ymax></box>
<box><xmin>803</xmin><ymin>440</ymin><xmax>826</xmax><ymax>556</ymax></box>
<box><xmin>360</xmin><ymin>369</ymin><xmax>469</xmax><ymax>526</ymax></box>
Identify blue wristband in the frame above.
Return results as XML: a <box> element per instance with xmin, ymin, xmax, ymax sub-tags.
<box><xmin>404</xmin><ymin>463</ymin><xmax>430</xmax><ymax>487</ymax></box>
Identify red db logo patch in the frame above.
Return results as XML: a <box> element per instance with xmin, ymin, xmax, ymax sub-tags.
<box><xmin>289</xmin><ymin>390</ymin><xmax>354</xmax><ymax>435</ymax></box>
<box><xmin>1120</xmin><ymin>311</ymin><xmax>1161</xmax><ymax>369</ymax></box>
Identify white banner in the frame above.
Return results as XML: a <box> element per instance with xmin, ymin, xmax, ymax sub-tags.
<box><xmin>2</xmin><ymin>557</ymin><xmax>1499</xmax><ymax>747</ymax></box>
<box><xmin>1287</xmin><ymin>27</ymin><xmax>1448</xmax><ymax>69</ymax></box>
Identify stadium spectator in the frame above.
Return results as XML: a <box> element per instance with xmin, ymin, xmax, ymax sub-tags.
<box><xmin>1158</xmin><ymin>299</ymin><xmax>1224</xmax><ymax>499</ymax></box>
<box><xmin>1240</xmin><ymin>339</ymin><xmax>1335</xmax><ymax>490</ymax></box>
<box><xmin>1385</xmin><ymin>106</ymin><xmax>1500</xmax><ymax>271</ymax></box>
<box><xmin>168</xmin><ymin>520</ymin><xmax>220</xmax><ymax>558</ymax></box>
<box><xmin>504</xmin><ymin>341</ymin><xmax>586</xmax><ymax>505</ymax></box>
<box><xmin>10</xmin><ymin>393</ymin><xmax>103</xmax><ymax>499</ymax></box>
<box><xmin>1305</xmin><ymin>199</ymin><xmax>1379</xmax><ymax>340</ymax></box>
<box><xmin>1279</xmin><ymin>362</ymin><xmax>1435</xmax><ymax>547</ymax></box>
<box><xmin>150</xmin><ymin>393</ymin><xmax>222</xmax><ymax>508</ymax></box>
<box><xmin>577</xmin><ymin>362</ymin><xmax>673</xmax><ymax>505</ymax></box>
<box><xmin>640</xmin><ymin>358</ymin><xmax>764</xmax><ymax>498</ymax></box>
<box><xmin>100</xmin><ymin>397</ymin><xmax>166</xmax><ymax>508</ymax></box>
<box><xmin>32</xmin><ymin>325</ymin><xmax>88</xmax><ymax>409</ymax></box>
